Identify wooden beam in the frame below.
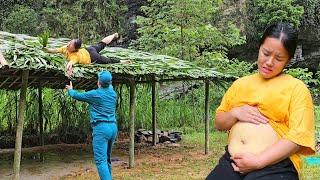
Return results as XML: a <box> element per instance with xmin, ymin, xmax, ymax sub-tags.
<box><xmin>152</xmin><ymin>80</ymin><xmax>157</xmax><ymax>146</ymax></box>
<box><xmin>0</xmin><ymin>77</ymin><xmax>10</xmax><ymax>87</ymax></box>
<box><xmin>0</xmin><ymin>74</ymin><xmax>61</xmax><ymax>79</ymax></box>
<box><xmin>13</xmin><ymin>70</ymin><xmax>29</xmax><ymax>180</ymax></box>
<box><xmin>204</xmin><ymin>81</ymin><xmax>210</xmax><ymax>154</ymax></box>
<box><xmin>0</xmin><ymin>144</ymin><xmax>89</xmax><ymax>155</ymax></box>
<box><xmin>41</xmin><ymin>80</ymin><xmax>49</xmax><ymax>86</ymax></box>
<box><xmin>29</xmin><ymin>77</ymin><xmax>39</xmax><ymax>85</ymax></box>
<box><xmin>8</xmin><ymin>77</ymin><xmax>21</xmax><ymax>88</ymax></box>
<box><xmin>129</xmin><ymin>80</ymin><xmax>136</xmax><ymax>168</ymax></box>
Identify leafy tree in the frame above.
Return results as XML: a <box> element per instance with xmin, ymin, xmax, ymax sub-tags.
<box><xmin>297</xmin><ymin>0</ymin><xmax>320</xmax><ymax>27</ymax></box>
<box><xmin>1</xmin><ymin>0</ymin><xmax>127</xmax><ymax>43</ymax></box>
<box><xmin>245</xmin><ymin>0</ymin><xmax>304</xmax><ymax>42</ymax></box>
<box><xmin>132</xmin><ymin>0</ymin><xmax>245</xmax><ymax>72</ymax></box>
<box><xmin>2</xmin><ymin>5</ymin><xmax>41</xmax><ymax>36</ymax></box>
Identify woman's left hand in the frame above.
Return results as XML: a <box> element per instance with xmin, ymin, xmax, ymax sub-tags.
<box><xmin>231</xmin><ymin>152</ymin><xmax>264</xmax><ymax>173</ymax></box>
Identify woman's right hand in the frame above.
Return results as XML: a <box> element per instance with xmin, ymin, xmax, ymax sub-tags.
<box><xmin>230</xmin><ymin>105</ymin><xmax>268</xmax><ymax>124</ymax></box>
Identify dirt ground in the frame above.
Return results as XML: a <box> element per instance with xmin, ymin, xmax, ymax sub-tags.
<box><xmin>0</xmin><ymin>132</ymin><xmax>227</xmax><ymax>180</ymax></box>
<box><xmin>2</xmin><ymin>131</ymin><xmax>319</xmax><ymax>180</ymax></box>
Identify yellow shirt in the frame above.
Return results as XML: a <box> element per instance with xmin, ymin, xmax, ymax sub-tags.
<box><xmin>57</xmin><ymin>46</ymin><xmax>91</xmax><ymax>64</ymax></box>
<box><xmin>216</xmin><ymin>73</ymin><xmax>315</xmax><ymax>173</ymax></box>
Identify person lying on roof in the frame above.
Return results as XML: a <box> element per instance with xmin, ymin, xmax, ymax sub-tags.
<box><xmin>0</xmin><ymin>52</ymin><xmax>8</xmax><ymax>66</ymax></box>
<box><xmin>44</xmin><ymin>33</ymin><xmax>131</xmax><ymax>76</ymax></box>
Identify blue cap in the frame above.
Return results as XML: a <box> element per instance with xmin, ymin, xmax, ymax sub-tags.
<box><xmin>98</xmin><ymin>71</ymin><xmax>112</xmax><ymax>85</ymax></box>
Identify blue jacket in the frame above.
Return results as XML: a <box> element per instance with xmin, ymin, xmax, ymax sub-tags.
<box><xmin>68</xmin><ymin>86</ymin><xmax>117</xmax><ymax>124</ymax></box>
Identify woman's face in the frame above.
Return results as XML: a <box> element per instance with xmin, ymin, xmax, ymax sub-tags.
<box><xmin>257</xmin><ymin>37</ymin><xmax>290</xmax><ymax>79</ymax></box>
<box><xmin>67</xmin><ymin>39</ymin><xmax>76</xmax><ymax>52</ymax></box>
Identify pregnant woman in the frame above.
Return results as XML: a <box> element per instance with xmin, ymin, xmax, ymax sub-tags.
<box><xmin>206</xmin><ymin>22</ymin><xmax>315</xmax><ymax>180</ymax></box>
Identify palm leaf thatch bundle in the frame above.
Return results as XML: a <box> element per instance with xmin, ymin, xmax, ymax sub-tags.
<box><xmin>0</xmin><ymin>31</ymin><xmax>232</xmax><ymax>89</ymax></box>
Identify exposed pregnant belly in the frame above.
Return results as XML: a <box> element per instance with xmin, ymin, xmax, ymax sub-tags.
<box><xmin>228</xmin><ymin>122</ymin><xmax>279</xmax><ymax>156</ymax></box>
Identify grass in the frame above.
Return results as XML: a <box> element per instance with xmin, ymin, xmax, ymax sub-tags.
<box><xmin>301</xmin><ymin>155</ymin><xmax>320</xmax><ymax>180</ymax></box>
<box><xmin>301</xmin><ymin>105</ymin><xmax>320</xmax><ymax>179</ymax></box>
<box><xmin>61</xmin><ymin>130</ymin><xmax>228</xmax><ymax>180</ymax></box>
<box><xmin>60</xmin><ymin>129</ymin><xmax>320</xmax><ymax>180</ymax></box>
<box><xmin>1</xmin><ymin>128</ymin><xmax>319</xmax><ymax>179</ymax></box>
<box><xmin>111</xmin><ymin>131</ymin><xmax>228</xmax><ymax>180</ymax></box>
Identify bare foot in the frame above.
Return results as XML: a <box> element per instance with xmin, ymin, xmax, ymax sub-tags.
<box><xmin>120</xmin><ymin>60</ymin><xmax>132</xmax><ymax>64</ymax></box>
<box><xmin>102</xmin><ymin>33</ymin><xmax>119</xmax><ymax>44</ymax></box>
<box><xmin>114</xmin><ymin>33</ymin><xmax>119</xmax><ymax>39</ymax></box>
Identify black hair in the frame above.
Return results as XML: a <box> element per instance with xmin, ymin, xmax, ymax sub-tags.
<box><xmin>259</xmin><ymin>22</ymin><xmax>298</xmax><ymax>59</ymax></box>
<box><xmin>74</xmin><ymin>39</ymin><xmax>82</xmax><ymax>50</ymax></box>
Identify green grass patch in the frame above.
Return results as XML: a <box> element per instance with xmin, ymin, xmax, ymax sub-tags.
<box><xmin>301</xmin><ymin>154</ymin><xmax>320</xmax><ymax>180</ymax></box>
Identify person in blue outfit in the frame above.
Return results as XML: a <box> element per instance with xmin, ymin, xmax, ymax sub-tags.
<box><xmin>66</xmin><ymin>70</ymin><xmax>118</xmax><ymax>180</ymax></box>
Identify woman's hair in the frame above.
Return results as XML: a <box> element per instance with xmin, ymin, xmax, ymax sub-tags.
<box><xmin>74</xmin><ymin>39</ymin><xmax>82</xmax><ymax>50</ymax></box>
<box><xmin>259</xmin><ymin>22</ymin><xmax>298</xmax><ymax>59</ymax></box>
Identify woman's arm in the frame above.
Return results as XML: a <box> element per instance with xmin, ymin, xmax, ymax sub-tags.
<box><xmin>214</xmin><ymin>111</ymin><xmax>237</xmax><ymax>130</ymax></box>
<box><xmin>66</xmin><ymin>81</ymin><xmax>96</xmax><ymax>104</ymax></box>
<box><xmin>0</xmin><ymin>53</ymin><xmax>8</xmax><ymax>65</ymax></box>
<box><xmin>259</xmin><ymin>139</ymin><xmax>299</xmax><ymax>167</ymax></box>
<box><xmin>215</xmin><ymin>105</ymin><xmax>269</xmax><ymax>131</ymax></box>
<box><xmin>231</xmin><ymin>139</ymin><xmax>299</xmax><ymax>173</ymax></box>
<box><xmin>43</xmin><ymin>47</ymin><xmax>59</xmax><ymax>53</ymax></box>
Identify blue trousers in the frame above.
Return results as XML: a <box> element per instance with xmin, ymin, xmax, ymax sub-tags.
<box><xmin>92</xmin><ymin>122</ymin><xmax>117</xmax><ymax>180</ymax></box>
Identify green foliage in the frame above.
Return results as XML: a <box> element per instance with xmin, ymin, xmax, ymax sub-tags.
<box><xmin>0</xmin><ymin>88</ymin><xmax>91</xmax><ymax>143</ymax></box>
<box><xmin>40</xmin><ymin>7</ymin><xmax>79</xmax><ymax>39</ymax></box>
<box><xmin>132</xmin><ymin>0</ymin><xmax>245</xmax><ymax>65</ymax></box>
<box><xmin>2</xmin><ymin>5</ymin><xmax>41</xmax><ymax>36</ymax></box>
<box><xmin>38</xmin><ymin>30</ymin><xmax>50</xmax><ymax>48</ymax></box>
<box><xmin>0</xmin><ymin>83</ymin><xmax>227</xmax><ymax>141</ymax></box>
<box><xmin>315</xmin><ymin>106</ymin><xmax>320</xmax><ymax>142</ymax></box>
<box><xmin>245</xmin><ymin>0</ymin><xmax>304</xmax><ymax>41</ymax></box>
<box><xmin>116</xmin><ymin>83</ymin><xmax>225</xmax><ymax>131</ymax></box>
<box><xmin>198</xmin><ymin>52</ymin><xmax>255</xmax><ymax>77</ymax></box>
<box><xmin>285</xmin><ymin>68</ymin><xmax>320</xmax><ymax>101</ymax></box>
<box><xmin>297</xmin><ymin>0</ymin><xmax>320</xmax><ymax>27</ymax></box>
<box><xmin>285</xmin><ymin>68</ymin><xmax>317</xmax><ymax>86</ymax></box>
<box><xmin>0</xmin><ymin>0</ymin><xmax>128</xmax><ymax>43</ymax></box>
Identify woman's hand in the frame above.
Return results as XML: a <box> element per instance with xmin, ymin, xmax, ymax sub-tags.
<box><xmin>66</xmin><ymin>62</ymin><xmax>73</xmax><ymax>77</ymax></box>
<box><xmin>231</xmin><ymin>152</ymin><xmax>264</xmax><ymax>173</ymax></box>
<box><xmin>42</xmin><ymin>47</ymin><xmax>58</xmax><ymax>53</ymax></box>
<box><xmin>65</xmin><ymin>81</ymin><xmax>73</xmax><ymax>90</ymax></box>
<box><xmin>230</xmin><ymin>105</ymin><xmax>268</xmax><ymax>124</ymax></box>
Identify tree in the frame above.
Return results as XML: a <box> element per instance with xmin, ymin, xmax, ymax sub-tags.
<box><xmin>245</xmin><ymin>0</ymin><xmax>304</xmax><ymax>42</ymax></box>
<box><xmin>132</xmin><ymin>0</ymin><xmax>245</xmax><ymax>66</ymax></box>
<box><xmin>2</xmin><ymin>5</ymin><xmax>41</xmax><ymax>36</ymax></box>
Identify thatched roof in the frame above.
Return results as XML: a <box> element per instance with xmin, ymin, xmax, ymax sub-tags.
<box><xmin>0</xmin><ymin>31</ymin><xmax>233</xmax><ymax>90</ymax></box>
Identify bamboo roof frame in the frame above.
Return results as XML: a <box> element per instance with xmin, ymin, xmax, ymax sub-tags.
<box><xmin>0</xmin><ymin>31</ymin><xmax>235</xmax><ymax>178</ymax></box>
<box><xmin>0</xmin><ymin>31</ymin><xmax>232</xmax><ymax>90</ymax></box>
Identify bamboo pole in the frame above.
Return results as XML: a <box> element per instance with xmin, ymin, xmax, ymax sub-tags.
<box><xmin>152</xmin><ymin>81</ymin><xmax>157</xmax><ymax>146</ymax></box>
<box><xmin>129</xmin><ymin>81</ymin><xmax>136</xmax><ymax>168</ymax></box>
<box><xmin>38</xmin><ymin>87</ymin><xmax>44</xmax><ymax>146</ymax></box>
<box><xmin>38</xmin><ymin>87</ymin><xmax>44</xmax><ymax>161</ymax></box>
<box><xmin>13</xmin><ymin>70</ymin><xmax>29</xmax><ymax>180</ymax></box>
<box><xmin>204</xmin><ymin>81</ymin><xmax>210</xmax><ymax>154</ymax></box>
